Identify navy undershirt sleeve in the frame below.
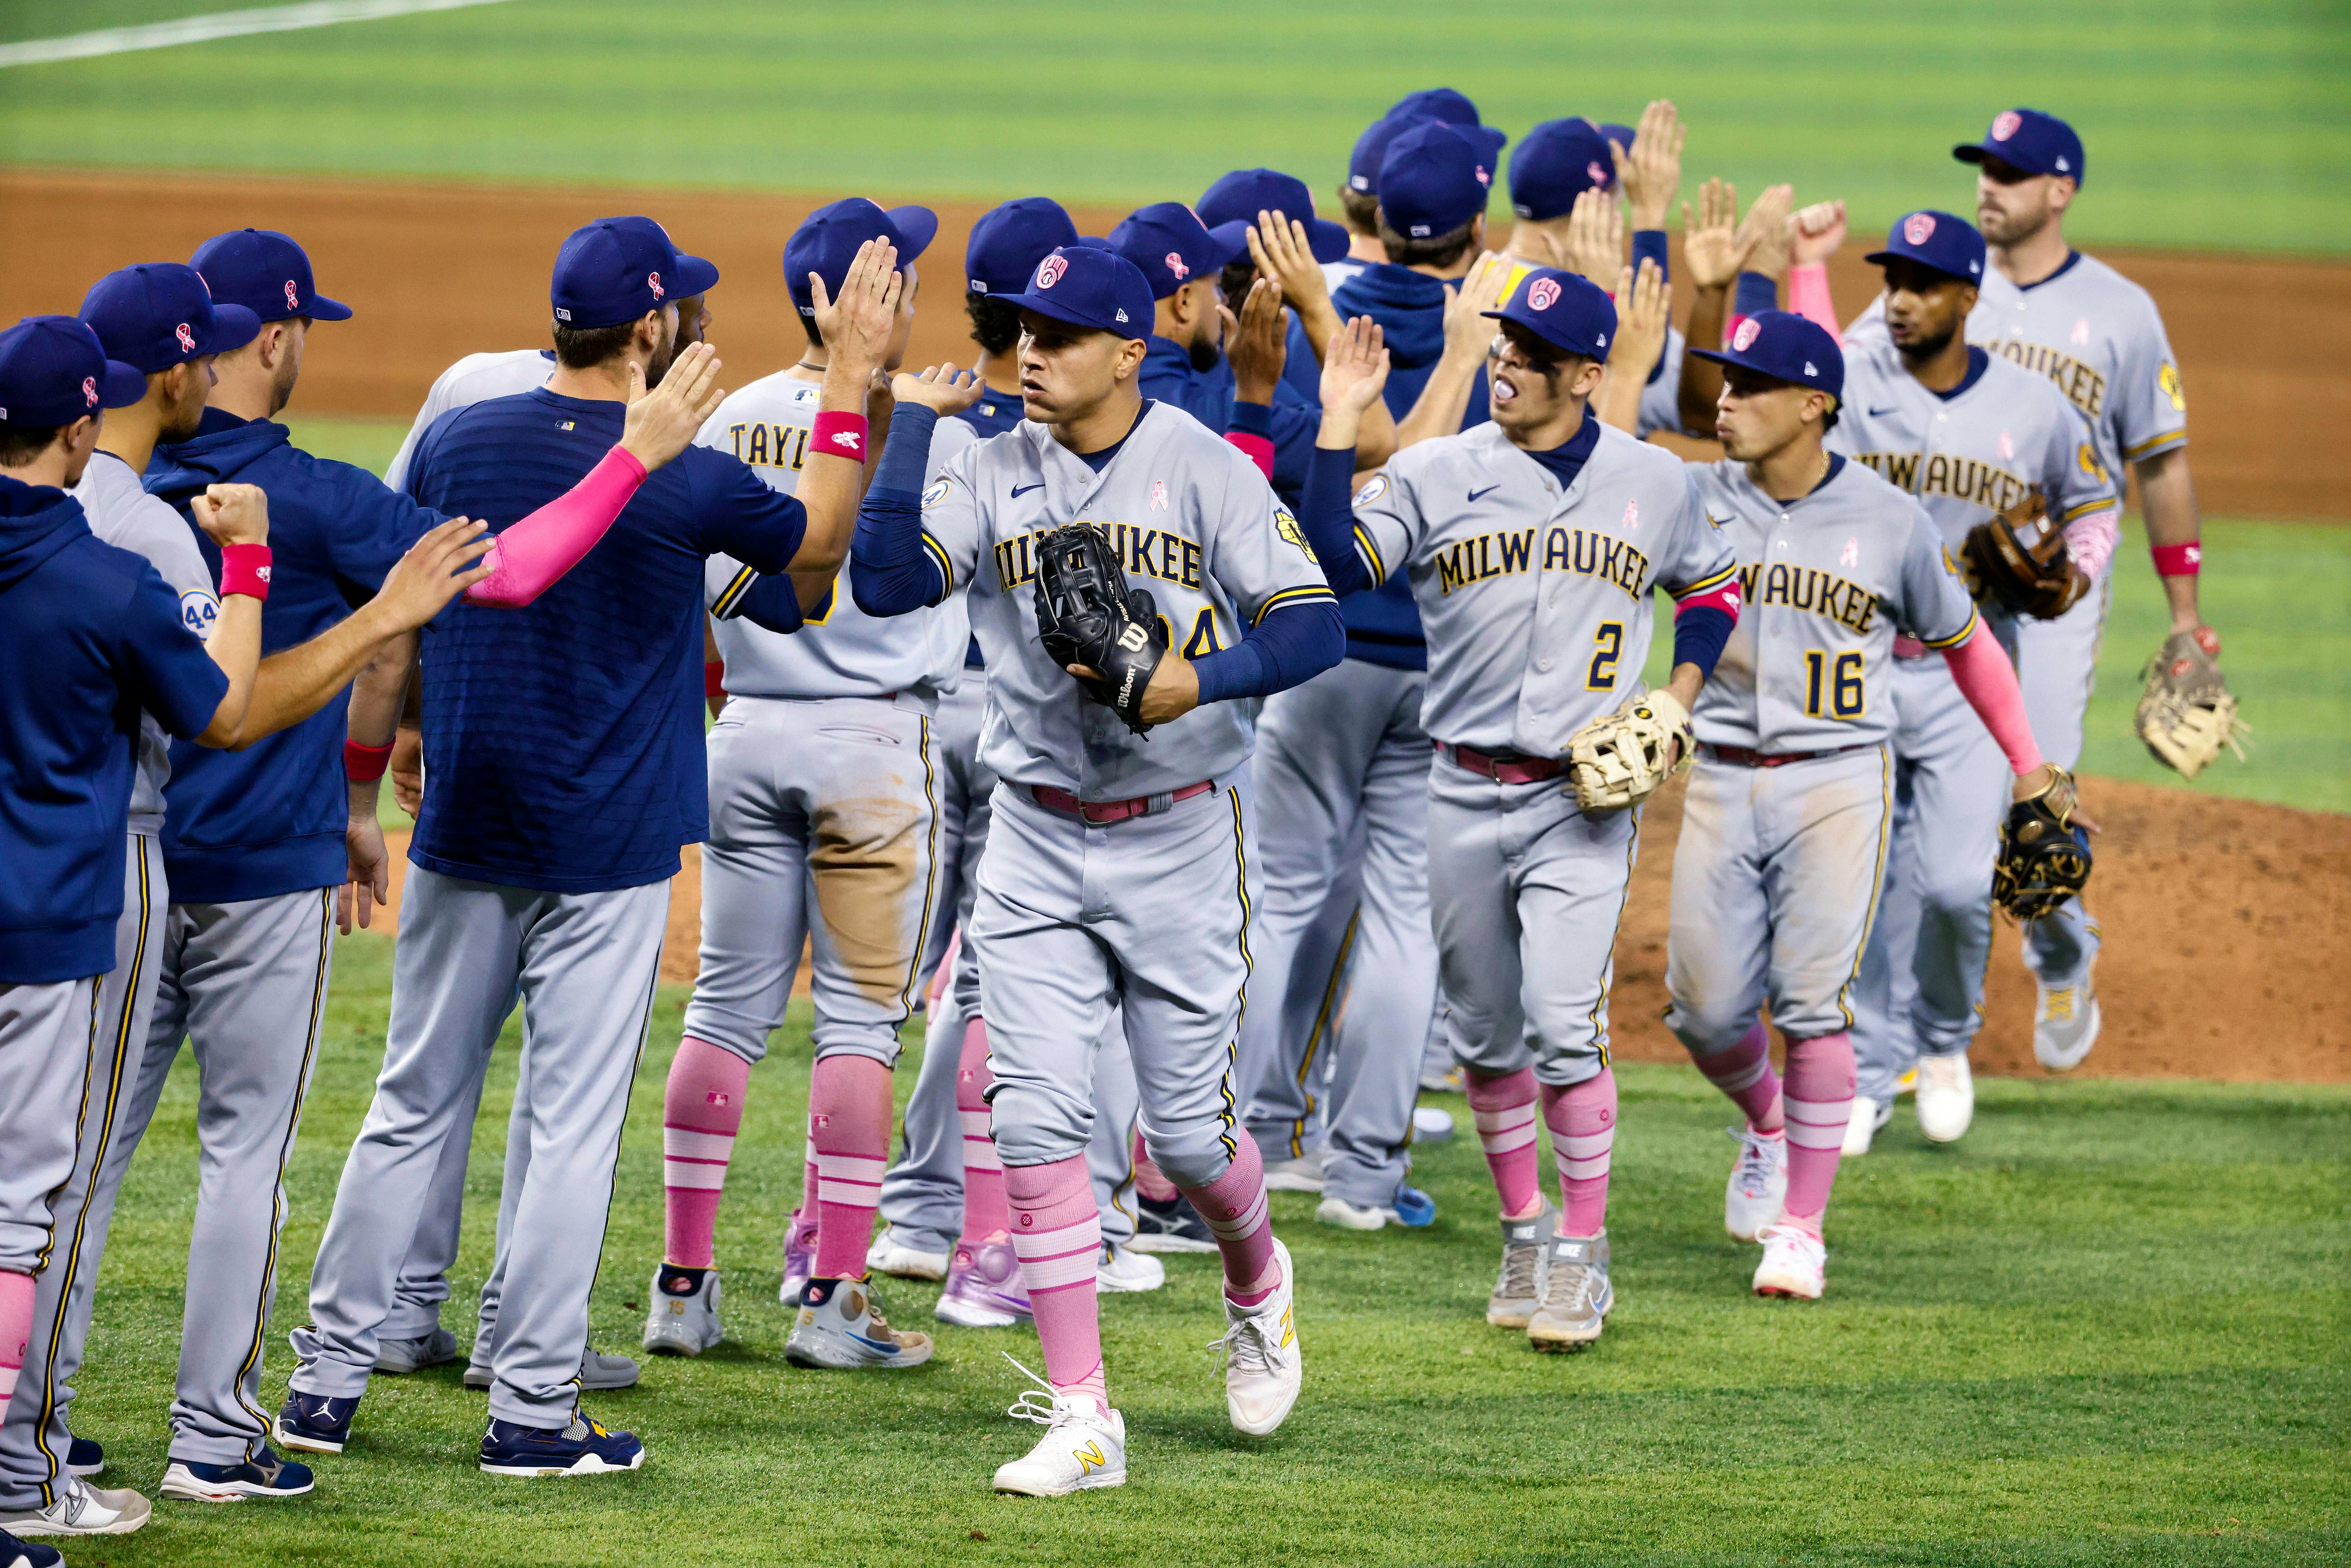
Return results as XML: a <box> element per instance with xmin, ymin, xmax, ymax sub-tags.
<box><xmin>1301</xmin><ymin>443</ymin><xmax>1373</xmax><ymax>596</ymax></box>
<box><xmin>1733</xmin><ymin>271</ymin><xmax>1778</xmax><ymax>321</ymax></box>
<box><xmin>1631</xmin><ymin>229</ymin><xmax>1670</xmax><ymax>287</ymax></box>
<box><xmin>727</xmin><ymin>574</ymin><xmax>811</xmax><ymax>635</ymax></box>
<box><xmin>1671</xmin><ymin>602</ymin><xmax>1736</xmax><ymax>682</ymax></box>
<box><xmin>1190</xmin><ymin>598</ymin><xmax>1346</xmax><ymax>704</ymax></box>
<box><xmin>850</xmin><ymin>403</ymin><xmax>946</xmax><ymax>616</ymax></box>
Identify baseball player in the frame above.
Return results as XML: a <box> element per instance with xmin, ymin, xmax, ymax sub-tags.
<box><xmin>1297</xmin><ymin>269</ymin><xmax>1741</xmax><ymax>1351</ymax></box>
<box><xmin>850</xmin><ymin>243</ymin><xmax>1343</xmax><ymax>1494</ymax></box>
<box><xmin>1957</xmin><ymin>108</ymin><xmax>2203</xmax><ymax>1069</ymax></box>
<box><xmin>639</xmin><ymin>196</ymin><xmax>964</xmax><ymax>1369</ymax></box>
<box><xmin>1824</xmin><ymin>213</ymin><xmax>2119</xmax><ymax>1150</ymax></box>
<box><xmin>275</xmin><ymin>219</ymin><xmax>863</xmax><ymax>1478</ymax></box>
<box><xmin>1325</xmin><ymin>89</ymin><xmax>1489</xmax><ymax>294</ymax></box>
<box><xmin>0</xmin><ymin>315</ymin><xmax>265</xmax><ymax>1550</ymax></box>
<box><xmin>1648</xmin><ymin>311</ymin><xmax>2063</xmax><ymax>1298</ymax></box>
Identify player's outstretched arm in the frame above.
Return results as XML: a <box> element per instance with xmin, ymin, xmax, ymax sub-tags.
<box><xmin>1786</xmin><ymin>201</ymin><xmax>1847</xmax><ymax>335</ymax></box>
<box><xmin>1302</xmin><ymin>316</ymin><xmax>1390</xmax><ymax>598</ymax></box>
<box><xmin>1596</xmin><ymin>259</ymin><xmax>1670</xmax><ymax>432</ymax></box>
<box><xmin>337</xmin><ymin>628</ymin><xmax>414</xmax><ymax>933</ymax></box>
<box><xmin>184</xmin><ymin>482</ymin><xmax>269</xmax><ymax>748</ymax></box>
<box><xmin>848</xmin><ymin>361</ymin><xmax>979</xmax><ymax>618</ymax></box>
<box><xmin>794</xmin><ymin>238</ymin><xmax>906</xmax><ymax>608</ymax></box>
<box><xmin>1247</xmin><ymin>211</ymin><xmax>1340</xmax><ymax>361</ymax></box>
<box><xmin>1674</xmin><ymin>179</ymin><xmax>1763</xmax><ymax>432</ymax></box>
<box><xmin>2136</xmin><ymin>448</ymin><xmax>2209</xmax><ymax>634</ymax></box>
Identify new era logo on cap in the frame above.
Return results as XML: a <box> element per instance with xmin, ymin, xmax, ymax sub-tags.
<box><xmin>1904</xmin><ymin>212</ymin><xmax>1937</xmax><ymax>245</ymax></box>
<box><xmin>1993</xmin><ymin>110</ymin><xmax>2023</xmax><ymax>140</ymax></box>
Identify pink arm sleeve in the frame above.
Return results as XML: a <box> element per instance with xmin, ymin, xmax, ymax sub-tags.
<box><xmin>2063</xmin><ymin>507</ymin><xmax>2120</xmax><ymax>579</ymax></box>
<box><xmin>1225</xmin><ymin>430</ymin><xmax>1276</xmax><ymax>481</ymax></box>
<box><xmin>463</xmin><ymin>444</ymin><xmax>649</xmax><ymax>609</ymax></box>
<box><xmin>1940</xmin><ymin>623</ymin><xmax>2044</xmax><ymax>776</ymax></box>
<box><xmin>1786</xmin><ymin>264</ymin><xmax>1840</xmax><ymax>338</ymax></box>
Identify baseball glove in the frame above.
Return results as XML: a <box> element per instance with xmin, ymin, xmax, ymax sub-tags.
<box><xmin>1565</xmin><ymin>689</ymin><xmax>1692</xmax><ymax>813</ymax></box>
<box><xmin>1032</xmin><ymin>522</ymin><xmax>1167</xmax><ymax>737</ymax></box>
<box><xmin>1992</xmin><ymin>766</ymin><xmax>2092</xmax><ymax>921</ymax></box>
<box><xmin>1959</xmin><ymin>486</ymin><xmax>2089</xmax><ymax>621</ymax></box>
<box><xmin>2133</xmin><ymin>625</ymin><xmax>2247</xmax><ymax>780</ymax></box>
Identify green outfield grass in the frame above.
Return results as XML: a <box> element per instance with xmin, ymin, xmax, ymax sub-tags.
<box><xmin>5</xmin><ymin>0</ymin><xmax>2349</xmax><ymax>253</ymax></box>
<box><xmin>59</xmin><ymin>937</ymin><xmax>2348</xmax><ymax>1566</ymax></box>
<box><xmin>289</xmin><ymin>410</ymin><xmax>2351</xmax><ymax>817</ymax></box>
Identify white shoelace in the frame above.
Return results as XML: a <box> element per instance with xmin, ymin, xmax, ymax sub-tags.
<box><xmin>1207</xmin><ymin>1302</ymin><xmax>1278</xmax><ymax>1376</ymax></box>
<box><xmin>1497</xmin><ymin>1237</ymin><xmax>1542</xmax><ymax>1301</ymax></box>
<box><xmin>1543</xmin><ymin>1257</ymin><xmax>1600</xmax><ymax>1314</ymax></box>
<box><xmin>1728</xmin><ymin>1126</ymin><xmax>1780</xmax><ymax>1198</ymax></box>
<box><xmin>1002</xmin><ymin>1352</ymin><xmax>1096</xmax><ymax>1429</ymax></box>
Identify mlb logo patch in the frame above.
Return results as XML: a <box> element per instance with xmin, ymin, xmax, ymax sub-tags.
<box><xmin>1993</xmin><ymin>110</ymin><xmax>2022</xmax><ymax>141</ymax></box>
<box><xmin>1527</xmin><ymin>277</ymin><xmax>1561</xmax><ymax>312</ymax></box>
<box><xmin>1036</xmin><ymin>254</ymin><xmax>1069</xmax><ymax>288</ymax></box>
<box><xmin>1732</xmin><ymin>317</ymin><xmax>1762</xmax><ymax>352</ymax></box>
<box><xmin>1904</xmin><ymin>212</ymin><xmax>1937</xmax><ymax>245</ymax></box>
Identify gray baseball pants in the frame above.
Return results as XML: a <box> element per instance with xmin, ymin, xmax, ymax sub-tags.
<box><xmin>0</xmin><ymin>837</ymin><xmax>165</xmax><ymax>1506</ymax></box>
<box><xmin>2015</xmin><ymin>573</ymin><xmax>2107</xmax><ymax>991</ymax></box>
<box><xmin>291</xmin><ymin>866</ymin><xmax>664</xmax><ymax>1429</ymax></box>
<box><xmin>1238</xmin><ymin>660</ymin><xmax>1435</xmax><ymax>1208</ymax></box>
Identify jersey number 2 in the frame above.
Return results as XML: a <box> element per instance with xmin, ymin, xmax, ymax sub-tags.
<box><xmin>1587</xmin><ymin>622</ymin><xmax>1624</xmax><ymax>690</ymax></box>
<box><xmin>1804</xmin><ymin>650</ymin><xmax>1865</xmax><ymax>719</ymax></box>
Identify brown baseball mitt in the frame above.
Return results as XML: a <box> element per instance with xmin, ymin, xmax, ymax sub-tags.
<box><xmin>2134</xmin><ymin>626</ymin><xmax>2247</xmax><ymax>780</ymax></box>
<box><xmin>1959</xmin><ymin>486</ymin><xmax>2089</xmax><ymax>621</ymax></box>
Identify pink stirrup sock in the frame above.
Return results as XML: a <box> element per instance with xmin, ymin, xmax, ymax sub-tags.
<box><xmin>808</xmin><ymin>1055</ymin><xmax>892</xmax><ymax>1280</ymax></box>
<box><xmin>0</xmin><ymin>1269</ymin><xmax>31</xmax><ymax>1421</ymax></box>
<box><xmin>464</xmin><ymin>444</ymin><xmax>648</xmax><ymax>607</ymax></box>
<box><xmin>661</xmin><ymin>1036</ymin><xmax>751</xmax><ymax>1269</ymax></box>
<box><xmin>1542</xmin><ymin>1068</ymin><xmax>1617</xmax><ymax>1237</ymax></box>
<box><xmin>1690</xmin><ymin>1019</ymin><xmax>1784</xmax><ymax>1133</ymax></box>
<box><xmin>1464</xmin><ymin>1066</ymin><xmax>1543</xmax><ymax>1220</ymax></box>
<box><xmin>1781</xmin><ymin>1033</ymin><xmax>1857</xmax><ymax>1232</ymax></box>
<box><xmin>1174</xmin><ymin>1134</ymin><xmax>1279</xmax><ymax>1302</ymax></box>
<box><xmin>1132</xmin><ymin>1131</ymin><xmax>1179</xmax><ymax>1203</ymax></box>
<box><xmin>956</xmin><ymin>1018</ymin><xmax>1008</xmax><ymax>1245</ymax></box>
<box><xmin>1005</xmin><ymin>1157</ymin><xmax>1106</xmax><ymax>1404</ymax></box>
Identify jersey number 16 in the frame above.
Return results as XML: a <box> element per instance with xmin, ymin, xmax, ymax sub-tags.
<box><xmin>1803</xmin><ymin>649</ymin><xmax>1865</xmax><ymax>719</ymax></box>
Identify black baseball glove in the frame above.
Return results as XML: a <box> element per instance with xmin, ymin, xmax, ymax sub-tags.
<box><xmin>1032</xmin><ymin>522</ymin><xmax>1168</xmax><ymax>737</ymax></box>
<box><xmin>1991</xmin><ymin>765</ymin><xmax>2092</xmax><ymax>921</ymax></box>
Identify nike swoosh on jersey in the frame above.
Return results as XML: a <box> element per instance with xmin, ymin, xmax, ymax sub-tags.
<box><xmin>1467</xmin><ymin>485</ymin><xmax>1500</xmax><ymax>502</ymax></box>
<box><xmin>1012</xmin><ymin>483</ymin><xmax>1045</xmax><ymax>497</ymax></box>
<box><xmin>1867</xmin><ymin>406</ymin><xmax>1899</xmax><ymax>416</ymax></box>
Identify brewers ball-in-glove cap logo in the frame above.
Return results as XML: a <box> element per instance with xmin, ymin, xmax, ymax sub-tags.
<box><xmin>1953</xmin><ymin>107</ymin><xmax>2087</xmax><ymax>184</ymax></box>
<box><xmin>995</xmin><ymin>246</ymin><xmax>1156</xmax><ymax>338</ymax></box>
<box><xmin>1480</xmin><ymin>265</ymin><xmax>1616</xmax><ymax>359</ymax></box>
<box><xmin>1904</xmin><ymin>212</ymin><xmax>1937</xmax><ymax>246</ymax></box>
<box><xmin>1992</xmin><ymin>110</ymin><xmax>2024</xmax><ymax>141</ymax></box>
<box><xmin>1865</xmin><ymin>209</ymin><xmax>1985</xmax><ymax>281</ymax></box>
<box><xmin>1690</xmin><ymin>309</ymin><xmax>1846</xmax><ymax>401</ymax></box>
<box><xmin>1732</xmin><ymin>317</ymin><xmax>1762</xmax><ymax>352</ymax></box>
<box><xmin>1527</xmin><ymin>277</ymin><xmax>1562</xmax><ymax>312</ymax></box>
<box><xmin>78</xmin><ymin>263</ymin><xmax>262</xmax><ymax>374</ymax></box>
<box><xmin>1036</xmin><ymin>254</ymin><xmax>1070</xmax><ymax>289</ymax></box>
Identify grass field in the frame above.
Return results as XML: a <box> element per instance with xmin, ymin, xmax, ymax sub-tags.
<box><xmin>57</xmin><ymin>936</ymin><xmax>2348</xmax><ymax>1566</ymax></box>
<box><xmin>285</xmin><ymin>414</ymin><xmax>2351</xmax><ymax>815</ymax></box>
<box><xmin>4</xmin><ymin>0</ymin><xmax>2349</xmax><ymax>253</ymax></box>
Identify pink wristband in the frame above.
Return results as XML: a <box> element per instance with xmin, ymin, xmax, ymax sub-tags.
<box><xmin>2151</xmin><ymin>542</ymin><xmax>2202</xmax><ymax>577</ymax></box>
<box><xmin>218</xmin><ymin>543</ymin><xmax>272</xmax><ymax>600</ymax></box>
<box><xmin>343</xmin><ymin>740</ymin><xmax>391</xmax><ymax>782</ymax></box>
<box><xmin>811</xmin><ymin>411</ymin><xmax>869</xmax><ymax>463</ymax></box>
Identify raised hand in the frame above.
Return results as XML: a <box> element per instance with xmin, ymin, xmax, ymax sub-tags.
<box><xmin>1319</xmin><ymin>315</ymin><xmax>1391</xmax><ymax>417</ymax></box>
<box><xmin>1443</xmin><ymin>250</ymin><xmax>1512</xmax><ymax>363</ymax></box>
<box><xmin>1612</xmin><ymin>258</ymin><xmax>1670</xmax><ymax>377</ymax></box>
<box><xmin>619</xmin><ymin>340</ymin><xmax>725</xmax><ymax>470</ymax></box>
<box><xmin>891</xmin><ymin>360</ymin><xmax>986</xmax><ymax>415</ymax></box>
<box><xmin>374</xmin><ymin>515</ymin><xmax>496</xmax><ymax>633</ymax></box>
<box><xmin>811</xmin><ymin>238</ymin><xmax>904</xmax><ymax>378</ymax></box>
<box><xmin>1612</xmin><ymin>98</ymin><xmax>1685</xmax><ymax>231</ymax></box>
<box><xmin>1245</xmin><ymin>210</ymin><xmax>1332</xmax><ymax>319</ymax></box>
<box><xmin>1737</xmin><ymin>183</ymin><xmax>1796</xmax><ymax>281</ymax></box>
<box><xmin>190</xmin><ymin>482</ymin><xmax>269</xmax><ymax>547</ymax></box>
<box><xmin>1563</xmin><ymin>187</ymin><xmax>1626</xmax><ymax>288</ymax></box>
<box><xmin>1791</xmin><ymin>199</ymin><xmax>1848</xmax><ymax>267</ymax></box>
<box><xmin>1680</xmin><ymin>178</ymin><xmax>1758</xmax><ymax>292</ymax></box>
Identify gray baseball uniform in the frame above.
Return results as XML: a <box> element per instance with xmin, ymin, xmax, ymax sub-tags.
<box><xmin>0</xmin><ymin>979</ymin><xmax>92</xmax><ymax>1277</ymax></box>
<box><xmin>0</xmin><ymin>456</ymin><xmax>224</xmax><ymax>1499</ymax></box>
<box><xmin>911</xmin><ymin>402</ymin><xmax>1334</xmax><ymax>1184</ymax></box>
<box><xmin>1347</xmin><ymin>417</ymin><xmax>1734</xmax><ymax>1085</ymax></box>
<box><xmin>1665</xmin><ymin>457</ymin><xmax>1976</xmax><ymax>1055</ymax></box>
<box><xmin>383</xmin><ymin>350</ymin><xmax>552</xmax><ymax>493</ymax></box>
<box><xmin>1828</xmin><ymin>341</ymin><xmax>2119</xmax><ymax>1100</ymax></box>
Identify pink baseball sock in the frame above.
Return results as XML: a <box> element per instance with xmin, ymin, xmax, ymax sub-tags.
<box><xmin>1005</xmin><ymin>1157</ymin><xmax>1106</xmax><ymax>1405</ymax></box>
<box><xmin>1689</xmin><ymin>1019</ymin><xmax>1784</xmax><ymax>1133</ymax></box>
<box><xmin>1132</xmin><ymin>1130</ymin><xmax>1178</xmax><ymax>1203</ymax></box>
<box><xmin>1464</xmin><ymin>1066</ymin><xmax>1543</xmax><ymax>1220</ymax></box>
<box><xmin>1780</xmin><ymin>1033</ymin><xmax>1857</xmax><ymax>1233</ymax></box>
<box><xmin>1541</xmin><ymin>1068</ymin><xmax>1617</xmax><ymax>1237</ymax></box>
<box><xmin>1174</xmin><ymin>1136</ymin><xmax>1279</xmax><ymax>1302</ymax></box>
<box><xmin>661</xmin><ymin>1036</ymin><xmax>750</xmax><ymax>1270</ymax></box>
<box><xmin>957</xmin><ymin>1018</ymin><xmax>1008</xmax><ymax>1245</ymax></box>
<box><xmin>808</xmin><ymin>1055</ymin><xmax>892</xmax><ymax>1280</ymax></box>
<box><xmin>0</xmin><ymin>1269</ymin><xmax>31</xmax><ymax>1423</ymax></box>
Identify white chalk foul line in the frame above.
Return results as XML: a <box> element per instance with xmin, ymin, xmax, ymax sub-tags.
<box><xmin>0</xmin><ymin>0</ymin><xmax>519</xmax><ymax>70</ymax></box>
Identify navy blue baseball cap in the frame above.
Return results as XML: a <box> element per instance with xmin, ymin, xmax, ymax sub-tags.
<box><xmin>1509</xmin><ymin>118</ymin><xmax>1618</xmax><ymax>221</ymax></box>
<box><xmin>1482</xmin><ymin>266</ymin><xmax>1614</xmax><ymax>359</ymax></box>
<box><xmin>1347</xmin><ymin>113</ymin><xmax>1426</xmax><ymax>196</ymax></box>
<box><xmin>1598</xmin><ymin>123</ymin><xmax>1637</xmax><ymax>156</ymax></box>
<box><xmin>549</xmin><ymin>217</ymin><xmax>720</xmax><ymax>331</ymax></box>
<box><xmin>1690</xmin><ymin>310</ymin><xmax>1844</xmax><ymax>402</ymax></box>
<box><xmin>784</xmin><ymin>198</ymin><xmax>937</xmax><ymax>318</ymax></box>
<box><xmin>966</xmin><ymin>198</ymin><xmax>1079</xmax><ymax>297</ymax></box>
<box><xmin>1954</xmin><ymin>108</ymin><xmax>2085</xmax><ymax>184</ymax></box>
<box><xmin>79</xmin><ymin>264</ymin><xmax>261</xmax><ymax>375</ymax></box>
<box><xmin>189</xmin><ymin>229</ymin><xmax>351</xmax><ymax>324</ymax></box>
<box><xmin>0</xmin><ymin>316</ymin><xmax>146</xmax><ymax>427</ymax></box>
<box><xmin>1378</xmin><ymin>120</ymin><xmax>1504</xmax><ymax>239</ymax></box>
<box><xmin>1198</xmin><ymin>169</ymin><xmax>1349</xmax><ymax>264</ymax></box>
<box><xmin>1865</xmin><ymin>210</ymin><xmax>1986</xmax><ymax>284</ymax></box>
<box><xmin>993</xmin><ymin>247</ymin><xmax>1154</xmax><ymax>340</ymax></box>
<box><xmin>1108</xmin><ymin>202</ymin><xmax>1248</xmax><ymax>300</ymax></box>
<box><xmin>1386</xmin><ymin>87</ymin><xmax>1482</xmax><ymax>127</ymax></box>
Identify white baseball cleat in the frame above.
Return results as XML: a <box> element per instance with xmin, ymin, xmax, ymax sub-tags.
<box><xmin>1915</xmin><ymin>1055</ymin><xmax>1975</xmax><ymax>1142</ymax></box>
<box><xmin>0</xmin><ymin>1477</ymin><xmax>151</xmax><ymax>1535</ymax></box>
<box><xmin>1262</xmin><ymin>1152</ymin><xmax>1327</xmax><ymax>1193</ymax></box>
<box><xmin>1411</xmin><ymin>1104</ymin><xmax>1455</xmax><ymax>1142</ymax></box>
<box><xmin>2034</xmin><ymin>978</ymin><xmax>2102</xmax><ymax>1073</ymax></box>
<box><xmin>1752</xmin><ymin>1222</ymin><xmax>1827</xmax><ymax>1299</ymax></box>
<box><xmin>1095</xmin><ymin>1242</ymin><xmax>1165</xmax><ymax>1294</ymax></box>
<box><xmin>1841</xmin><ymin>1094</ymin><xmax>1890</xmax><ymax>1156</ymax></box>
<box><xmin>992</xmin><ymin>1360</ymin><xmax>1127</xmax><ymax>1497</ymax></box>
<box><xmin>641</xmin><ymin>1266</ymin><xmax>723</xmax><ymax>1357</ymax></box>
<box><xmin>867</xmin><ymin>1231</ymin><xmax>950</xmax><ymax>1281</ymax></box>
<box><xmin>1724</xmin><ymin>1126</ymin><xmax>1789</xmax><ymax>1242</ymax></box>
<box><xmin>784</xmin><ymin>1277</ymin><xmax>934</xmax><ymax>1370</ymax></box>
<box><xmin>1213</xmin><ymin>1238</ymin><xmax>1302</xmax><ymax>1436</ymax></box>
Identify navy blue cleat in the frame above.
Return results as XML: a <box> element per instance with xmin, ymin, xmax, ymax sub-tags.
<box><xmin>273</xmin><ymin>1393</ymin><xmax>358</xmax><ymax>1455</ymax></box>
<box><xmin>479</xmin><ymin>1415</ymin><xmax>643</xmax><ymax>1477</ymax></box>
<box><xmin>0</xmin><ymin>1526</ymin><xmax>63</xmax><ymax>1568</ymax></box>
<box><xmin>160</xmin><ymin>1446</ymin><xmax>315</xmax><ymax>1503</ymax></box>
<box><xmin>65</xmin><ymin>1437</ymin><xmax>102</xmax><ymax>1478</ymax></box>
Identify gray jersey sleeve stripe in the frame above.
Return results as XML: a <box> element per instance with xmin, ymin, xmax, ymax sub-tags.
<box><xmin>1919</xmin><ymin>606</ymin><xmax>1979</xmax><ymax>651</ymax></box>
<box><xmin>2123</xmin><ymin>430</ymin><xmax>2188</xmax><ymax>459</ymax></box>
<box><xmin>1252</xmin><ymin>584</ymin><xmax>1339</xmax><ymax>625</ymax></box>
<box><xmin>1672</xmin><ymin>561</ymin><xmax>1740</xmax><ymax>599</ymax></box>
<box><xmin>2058</xmin><ymin>494</ymin><xmax>2116</xmax><ymax>523</ymax></box>
<box><xmin>920</xmin><ymin>531</ymin><xmax>956</xmax><ymax>599</ymax></box>
<box><xmin>709</xmin><ymin>562</ymin><xmax>758</xmax><ymax>619</ymax></box>
<box><xmin>1351</xmin><ymin>522</ymin><xmax>1387</xmax><ymax>584</ymax></box>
